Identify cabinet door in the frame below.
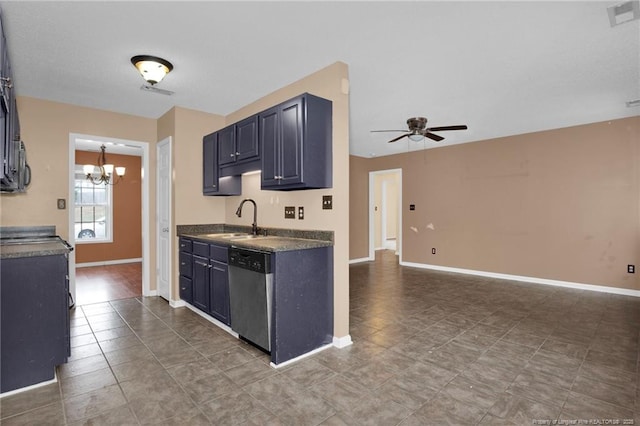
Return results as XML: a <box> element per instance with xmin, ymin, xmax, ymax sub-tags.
<box><xmin>179</xmin><ymin>276</ymin><xmax>193</xmax><ymax>304</ymax></box>
<box><xmin>202</xmin><ymin>133</ymin><xmax>219</xmax><ymax>194</ymax></box>
<box><xmin>279</xmin><ymin>97</ymin><xmax>303</xmax><ymax>185</ymax></box>
<box><xmin>209</xmin><ymin>260</ymin><xmax>230</xmax><ymax>325</ymax></box>
<box><xmin>218</xmin><ymin>125</ymin><xmax>236</xmax><ymax>166</ymax></box>
<box><xmin>235</xmin><ymin>115</ymin><xmax>259</xmax><ymax>162</ymax></box>
<box><xmin>192</xmin><ymin>255</ymin><xmax>210</xmax><ymax>312</ymax></box>
<box><xmin>259</xmin><ymin>106</ymin><xmax>279</xmax><ymax>188</ymax></box>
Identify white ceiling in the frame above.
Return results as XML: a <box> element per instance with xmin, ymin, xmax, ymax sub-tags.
<box><xmin>1</xmin><ymin>1</ymin><xmax>638</xmax><ymax>158</ymax></box>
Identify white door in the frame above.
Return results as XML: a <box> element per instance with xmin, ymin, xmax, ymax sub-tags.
<box><xmin>157</xmin><ymin>137</ymin><xmax>172</xmax><ymax>301</ymax></box>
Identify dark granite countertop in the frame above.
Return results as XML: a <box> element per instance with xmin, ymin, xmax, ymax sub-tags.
<box><xmin>1</xmin><ymin>241</ymin><xmax>72</xmax><ymax>259</ymax></box>
<box><xmin>177</xmin><ymin>224</ymin><xmax>333</xmax><ymax>253</ymax></box>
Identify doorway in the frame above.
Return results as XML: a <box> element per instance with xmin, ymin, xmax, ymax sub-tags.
<box><xmin>68</xmin><ymin>134</ymin><xmax>151</xmax><ymax>305</ymax></box>
<box><xmin>368</xmin><ymin>169</ymin><xmax>402</xmax><ymax>261</ymax></box>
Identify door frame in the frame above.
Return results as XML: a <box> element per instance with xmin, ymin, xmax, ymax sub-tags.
<box><xmin>368</xmin><ymin>168</ymin><xmax>402</xmax><ymax>261</ymax></box>
<box><xmin>156</xmin><ymin>137</ymin><xmax>172</xmax><ymax>302</ymax></box>
<box><xmin>68</xmin><ymin>134</ymin><xmax>151</xmax><ymax>302</ymax></box>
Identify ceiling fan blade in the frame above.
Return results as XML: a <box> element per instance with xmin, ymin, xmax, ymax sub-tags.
<box><xmin>371</xmin><ymin>130</ymin><xmax>408</xmax><ymax>133</ymax></box>
<box><xmin>427</xmin><ymin>125</ymin><xmax>468</xmax><ymax>132</ymax></box>
<box><xmin>387</xmin><ymin>133</ymin><xmax>411</xmax><ymax>143</ymax></box>
<box><xmin>424</xmin><ymin>132</ymin><xmax>445</xmax><ymax>142</ymax></box>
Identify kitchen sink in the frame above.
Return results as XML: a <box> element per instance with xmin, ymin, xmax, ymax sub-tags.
<box><xmin>203</xmin><ymin>233</ymin><xmax>247</xmax><ymax>239</ymax></box>
<box><xmin>227</xmin><ymin>234</ymin><xmax>269</xmax><ymax>241</ymax></box>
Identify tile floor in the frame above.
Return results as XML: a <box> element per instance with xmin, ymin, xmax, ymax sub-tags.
<box><xmin>1</xmin><ymin>250</ymin><xmax>638</xmax><ymax>425</ymax></box>
<box><xmin>75</xmin><ymin>263</ymin><xmax>142</xmax><ymax>306</ymax></box>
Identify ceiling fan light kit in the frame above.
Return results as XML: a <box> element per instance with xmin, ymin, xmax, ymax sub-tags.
<box><xmin>372</xmin><ymin>116</ymin><xmax>468</xmax><ymax>144</ymax></box>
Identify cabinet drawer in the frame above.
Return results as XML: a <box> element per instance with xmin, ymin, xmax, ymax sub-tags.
<box><xmin>209</xmin><ymin>244</ymin><xmax>227</xmax><ymax>263</ymax></box>
<box><xmin>179</xmin><ymin>276</ymin><xmax>192</xmax><ymax>304</ymax></box>
<box><xmin>193</xmin><ymin>241</ymin><xmax>209</xmax><ymax>257</ymax></box>
<box><xmin>179</xmin><ymin>238</ymin><xmax>192</xmax><ymax>253</ymax></box>
<box><xmin>179</xmin><ymin>252</ymin><xmax>192</xmax><ymax>277</ymax></box>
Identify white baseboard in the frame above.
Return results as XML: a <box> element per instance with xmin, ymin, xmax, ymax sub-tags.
<box><xmin>349</xmin><ymin>257</ymin><xmax>372</xmax><ymax>264</ymax></box>
<box><xmin>333</xmin><ymin>334</ymin><xmax>353</xmax><ymax>348</ymax></box>
<box><xmin>144</xmin><ymin>290</ymin><xmax>158</xmax><ymax>297</ymax></box>
<box><xmin>170</xmin><ymin>299</ymin><xmax>186</xmax><ymax>308</ymax></box>
<box><xmin>400</xmin><ymin>261</ymin><xmax>640</xmax><ymax>298</ymax></box>
<box><xmin>76</xmin><ymin>258</ymin><xmax>142</xmax><ymax>268</ymax></box>
<box><xmin>270</xmin><ymin>342</ymin><xmax>333</xmax><ymax>369</ymax></box>
<box><xmin>180</xmin><ymin>302</ymin><xmax>238</xmax><ymax>338</ymax></box>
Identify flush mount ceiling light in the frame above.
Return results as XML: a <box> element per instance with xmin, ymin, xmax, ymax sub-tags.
<box><xmin>130</xmin><ymin>55</ymin><xmax>173</xmax><ymax>85</ymax></box>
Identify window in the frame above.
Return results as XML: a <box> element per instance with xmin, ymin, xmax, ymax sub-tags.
<box><xmin>74</xmin><ymin>168</ymin><xmax>113</xmax><ymax>243</ymax></box>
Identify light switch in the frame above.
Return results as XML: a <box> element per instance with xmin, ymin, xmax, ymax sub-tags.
<box><xmin>298</xmin><ymin>206</ymin><xmax>304</xmax><ymax>220</ymax></box>
<box><xmin>57</xmin><ymin>199</ymin><xmax>66</xmax><ymax>210</ymax></box>
<box><xmin>322</xmin><ymin>195</ymin><xmax>333</xmax><ymax>210</ymax></box>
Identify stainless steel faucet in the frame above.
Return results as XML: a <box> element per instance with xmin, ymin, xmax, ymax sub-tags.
<box><xmin>235</xmin><ymin>198</ymin><xmax>258</xmax><ymax>235</ymax></box>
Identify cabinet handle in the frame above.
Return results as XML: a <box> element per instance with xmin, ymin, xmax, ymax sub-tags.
<box><xmin>195</xmin><ymin>260</ymin><xmax>208</xmax><ymax>267</ymax></box>
<box><xmin>181</xmin><ymin>262</ymin><xmax>186</xmax><ymax>266</ymax></box>
<box><xmin>212</xmin><ymin>184</ymin><xmax>217</xmax><ymax>188</ymax></box>
<box><xmin>230</xmin><ymin>153</ymin><xmax>235</xmax><ymax>157</ymax></box>
<box><xmin>208</xmin><ymin>264</ymin><xmax>213</xmax><ymax>269</ymax></box>
<box><xmin>235</xmin><ymin>152</ymin><xmax>240</xmax><ymax>155</ymax></box>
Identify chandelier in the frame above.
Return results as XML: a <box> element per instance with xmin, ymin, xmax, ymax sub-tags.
<box><xmin>83</xmin><ymin>145</ymin><xmax>125</xmax><ymax>185</ymax></box>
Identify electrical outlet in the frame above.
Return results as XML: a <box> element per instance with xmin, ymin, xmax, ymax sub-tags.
<box><xmin>298</xmin><ymin>206</ymin><xmax>304</xmax><ymax>220</ymax></box>
<box><xmin>57</xmin><ymin>199</ymin><xmax>66</xmax><ymax>210</ymax></box>
<box><xmin>629</xmin><ymin>265</ymin><xmax>635</xmax><ymax>274</ymax></box>
<box><xmin>284</xmin><ymin>206</ymin><xmax>296</xmax><ymax>219</ymax></box>
<box><xmin>432</xmin><ymin>248</ymin><xmax>436</xmax><ymax>255</ymax></box>
<box><xmin>322</xmin><ymin>195</ymin><xmax>333</xmax><ymax>210</ymax></box>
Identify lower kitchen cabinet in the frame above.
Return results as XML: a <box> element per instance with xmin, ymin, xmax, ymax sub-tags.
<box><xmin>179</xmin><ymin>237</ymin><xmax>230</xmax><ymax>326</ymax></box>
<box><xmin>210</xmin><ymin>260</ymin><xmax>230</xmax><ymax>324</ymax></box>
<box><xmin>192</xmin><ymin>254</ymin><xmax>210</xmax><ymax>312</ymax></box>
<box><xmin>1</xmin><ymin>253</ymin><xmax>70</xmax><ymax>393</ymax></box>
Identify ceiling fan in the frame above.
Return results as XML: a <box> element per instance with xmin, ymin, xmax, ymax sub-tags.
<box><xmin>371</xmin><ymin>117</ymin><xmax>468</xmax><ymax>143</ymax></box>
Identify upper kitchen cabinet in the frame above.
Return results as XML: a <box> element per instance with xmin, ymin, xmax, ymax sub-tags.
<box><xmin>218</xmin><ymin>115</ymin><xmax>259</xmax><ymax>169</ymax></box>
<box><xmin>203</xmin><ymin>132</ymin><xmax>240</xmax><ymax>196</ymax></box>
<box><xmin>260</xmin><ymin>93</ymin><xmax>332</xmax><ymax>190</ymax></box>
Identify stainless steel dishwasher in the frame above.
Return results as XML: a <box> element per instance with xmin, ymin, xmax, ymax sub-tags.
<box><xmin>228</xmin><ymin>247</ymin><xmax>273</xmax><ymax>352</ymax></box>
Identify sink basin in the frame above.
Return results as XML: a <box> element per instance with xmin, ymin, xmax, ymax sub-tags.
<box><xmin>203</xmin><ymin>233</ymin><xmax>248</xmax><ymax>239</ymax></box>
<box><xmin>227</xmin><ymin>234</ymin><xmax>268</xmax><ymax>241</ymax></box>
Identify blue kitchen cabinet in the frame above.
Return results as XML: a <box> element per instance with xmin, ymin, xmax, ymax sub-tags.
<box><xmin>218</xmin><ymin>115</ymin><xmax>259</xmax><ymax>167</ymax></box>
<box><xmin>178</xmin><ymin>238</ymin><xmax>193</xmax><ymax>304</ymax></box>
<box><xmin>202</xmin><ymin>132</ymin><xmax>240</xmax><ymax>196</ymax></box>
<box><xmin>260</xmin><ymin>93</ymin><xmax>332</xmax><ymax>190</ymax></box>
<box><xmin>192</xmin><ymin>254</ymin><xmax>210</xmax><ymax>312</ymax></box>
<box><xmin>1</xmin><ymin>253</ymin><xmax>70</xmax><ymax>393</ymax></box>
<box><xmin>180</xmin><ymin>237</ymin><xmax>230</xmax><ymax>326</ymax></box>
<box><xmin>210</xmin><ymin>260</ymin><xmax>230</xmax><ymax>324</ymax></box>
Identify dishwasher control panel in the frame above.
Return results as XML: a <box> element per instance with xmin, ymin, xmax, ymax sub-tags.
<box><xmin>228</xmin><ymin>247</ymin><xmax>271</xmax><ymax>274</ymax></box>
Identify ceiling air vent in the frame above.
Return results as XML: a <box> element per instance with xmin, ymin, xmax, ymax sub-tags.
<box><xmin>607</xmin><ymin>1</ymin><xmax>640</xmax><ymax>27</ymax></box>
<box><xmin>625</xmin><ymin>99</ymin><xmax>640</xmax><ymax>108</ymax></box>
<box><xmin>140</xmin><ymin>84</ymin><xmax>174</xmax><ymax>96</ymax></box>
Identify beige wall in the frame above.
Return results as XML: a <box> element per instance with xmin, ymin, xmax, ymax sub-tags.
<box><xmin>169</xmin><ymin>106</ymin><xmax>226</xmax><ymax>300</ymax></box>
<box><xmin>1</xmin><ymin>97</ymin><xmax>156</xmax><ymax>239</ymax></box>
<box><xmin>222</xmin><ymin>62</ymin><xmax>350</xmax><ymax>338</ymax></box>
<box><xmin>350</xmin><ymin>117</ymin><xmax>640</xmax><ymax>291</ymax></box>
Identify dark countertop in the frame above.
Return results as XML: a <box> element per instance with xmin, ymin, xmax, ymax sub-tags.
<box><xmin>177</xmin><ymin>224</ymin><xmax>333</xmax><ymax>253</ymax></box>
<box><xmin>1</xmin><ymin>241</ymin><xmax>73</xmax><ymax>259</ymax></box>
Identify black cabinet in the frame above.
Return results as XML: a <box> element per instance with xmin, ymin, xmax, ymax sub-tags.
<box><xmin>210</xmin><ymin>260</ymin><xmax>230</xmax><ymax>324</ymax></box>
<box><xmin>179</xmin><ymin>237</ymin><xmax>230</xmax><ymax>325</ymax></box>
<box><xmin>178</xmin><ymin>238</ymin><xmax>193</xmax><ymax>304</ymax></box>
<box><xmin>219</xmin><ymin>115</ymin><xmax>259</xmax><ymax>167</ymax></box>
<box><xmin>260</xmin><ymin>93</ymin><xmax>332</xmax><ymax>190</ymax></box>
<box><xmin>1</xmin><ymin>253</ymin><xmax>70</xmax><ymax>393</ymax></box>
<box><xmin>192</xmin><ymin>254</ymin><xmax>210</xmax><ymax>312</ymax></box>
<box><xmin>202</xmin><ymin>132</ymin><xmax>241</xmax><ymax>196</ymax></box>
